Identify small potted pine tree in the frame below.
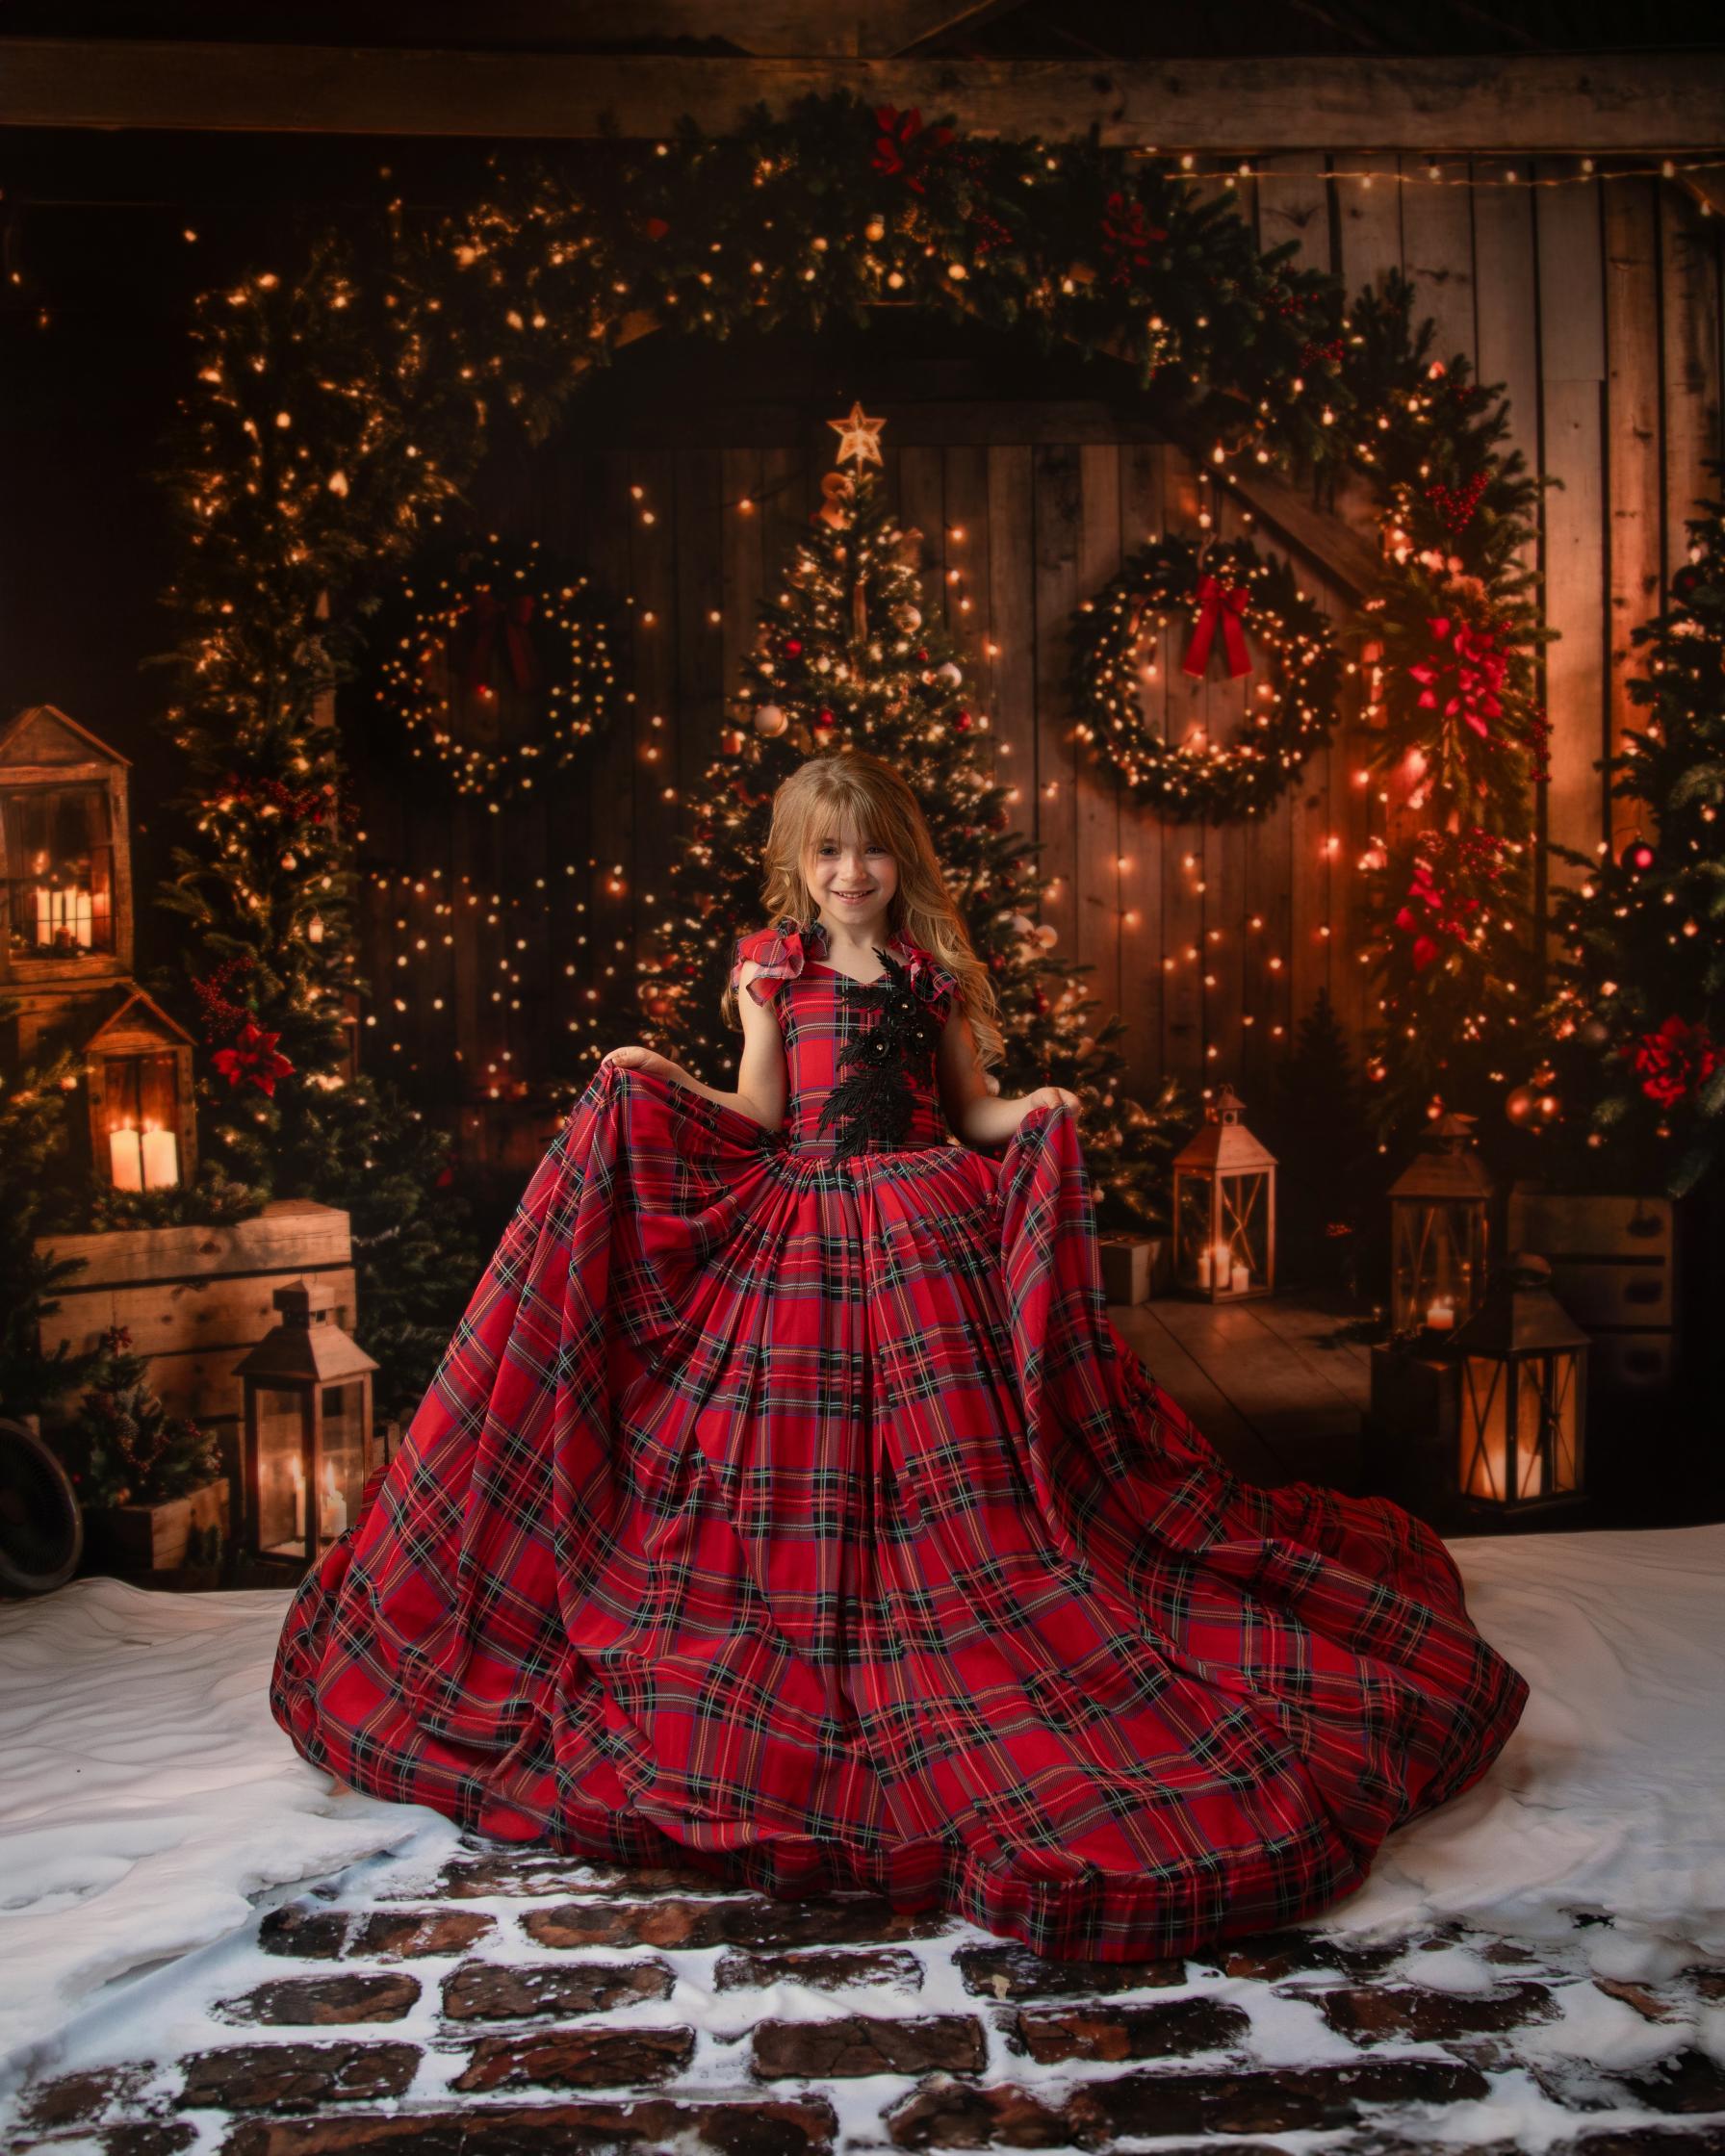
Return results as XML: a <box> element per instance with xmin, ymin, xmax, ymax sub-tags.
<box><xmin>53</xmin><ymin>1325</ymin><xmax>229</xmax><ymax>1583</ymax></box>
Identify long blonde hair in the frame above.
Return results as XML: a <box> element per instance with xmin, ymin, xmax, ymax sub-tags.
<box><xmin>721</xmin><ymin>750</ymin><xmax>1005</xmax><ymax>1070</ymax></box>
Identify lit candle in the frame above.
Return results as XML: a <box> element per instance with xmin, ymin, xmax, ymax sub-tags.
<box><xmin>289</xmin><ymin>1456</ymin><xmax>306</xmax><ymax>1541</ymax></box>
<box><xmin>1229</xmin><ymin>1260</ymin><xmax>1249</xmax><ymax>1296</ymax></box>
<box><xmin>1212</xmin><ymin>1242</ymin><xmax>1232</xmax><ymax>1294</ymax></box>
<box><xmin>1197</xmin><ymin>1245</ymin><xmax>1213</xmax><ymax>1290</ymax></box>
<box><xmin>34</xmin><ymin>885</ymin><xmax>53</xmax><ymax>947</ymax></box>
<box><xmin>322</xmin><ymin>1470</ymin><xmax>348</xmax><ymax>1539</ymax></box>
<box><xmin>1426</xmin><ymin>1296</ymin><xmax>1455</xmax><ymax>1332</ymax></box>
<box><xmin>71</xmin><ymin>886</ymin><xmax>93</xmax><ymax>948</ymax></box>
<box><xmin>108</xmin><ymin>1122</ymin><xmax>143</xmax><ymax>1192</ymax></box>
<box><xmin>141</xmin><ymin>1121</ymin><xmax>180</xmax><ymax>1190</ymax></box>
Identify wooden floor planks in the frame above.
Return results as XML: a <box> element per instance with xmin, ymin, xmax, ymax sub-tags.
<box><xmin>1108</xmin><ymin>1288</ymin><xmax>1371</xmax><ymax>1492</ymax></box>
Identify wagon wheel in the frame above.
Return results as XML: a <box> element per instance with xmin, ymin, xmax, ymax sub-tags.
<box><xmin>0</xmin><ymin>1417</ymin><xmax>83</xmax><ymax>1596</ymax></box>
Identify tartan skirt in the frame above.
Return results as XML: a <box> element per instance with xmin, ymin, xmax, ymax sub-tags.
<box><xmin>270</xmin><ymin>1060</ymin><xmax>1529</xmax><ymax>1963</ymax></box>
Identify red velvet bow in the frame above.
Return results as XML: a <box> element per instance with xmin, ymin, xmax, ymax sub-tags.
<box><xmin>1182</xmin><ymin>576</ymin><xmax>1252</xmax><ymax>680</ymax></box>
<box><xmin>456</xmin><ymin>590</ymin><xmax>538</xmax><ymax>694</ymax></box>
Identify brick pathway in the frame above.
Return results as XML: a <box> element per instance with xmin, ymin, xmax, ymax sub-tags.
<box><xmin>8</xmin><ymin>1835</ymin><xmax>1725</xmax><ymax>2154</ymax></box>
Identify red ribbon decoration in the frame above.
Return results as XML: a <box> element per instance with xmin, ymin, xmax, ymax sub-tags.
<box><xmin>455</xmin><ymin>590</ymin><xmax>539</xmax><ymax>694</ymax></box>
<box><xmin>1181</xmin><ymin>576</ymin><xmax>1252</xmax><ymax>680</ymax></box>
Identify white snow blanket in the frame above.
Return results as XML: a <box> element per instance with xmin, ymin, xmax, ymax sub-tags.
<box><xmin>0</xmin><ymin>1578</ymin><xmax>452</xmax><ymax>2075</ymax></box>
<box><xmin>1</xmin><ymin>1525</ymin><xmax>1721</xmax><ymax>2076</ymax></box>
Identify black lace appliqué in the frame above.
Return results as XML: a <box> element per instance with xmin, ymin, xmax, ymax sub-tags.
<box><xmin>815</xmin><ymin>947</ymin><xmax>942</xmax><ymax>1159</ymax></box>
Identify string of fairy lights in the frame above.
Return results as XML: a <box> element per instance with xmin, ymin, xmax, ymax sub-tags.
<box><xmin>153</xmin><ymin>88</ymin><xmax>1711</xmax><ymax>1156</ymax></box>
<box><xmin>357</xmin><ymin>453</ymin><xmax>1392</xmax><ymax>1100</ymax></box>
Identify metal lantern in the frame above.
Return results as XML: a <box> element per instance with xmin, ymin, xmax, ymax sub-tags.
<box><xmin>233</xmin><ymin>1277</ymin><xmax>379</xmax><ymax>1564</ymax></box>
<box><xmin>1171</xmin><ymin>1084</ymin><xmax>1277</xmax><ymax>1300</ymax></box>
<box><xmin>0</xmin><ymin>705</ymin><xmax>131</xmax><ymax>983</ymax></box>
<box><xmin>1388</xmin><ymin>1111</ymin><xmax>1493</xmax><ymax>1339</ymax></box>
<box><xmin>1453</xmin><ymin>1253</ymin><xmax>1588</xmax><ymax>1514</ymax></box>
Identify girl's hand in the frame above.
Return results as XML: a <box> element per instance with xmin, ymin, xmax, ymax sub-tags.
<box><xmin>601</xmin><ymin>1044</ymin><xmax>675</xmax><ymax>1079</ymax></box>
<box><xmin>1021</xmin><ymin>1084</ymin><xmax>1082</xmax><ymax>1121</ymax></box>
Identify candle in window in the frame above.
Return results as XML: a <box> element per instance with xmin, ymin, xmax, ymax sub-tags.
<box><xmin>71</xmin><ymin>886</ymin><xmax>93</xmax><ymax>948</ymax></box>
<box><xmin>289</xmin><ymin>1455</ymin><xmax>306</xmax><ymax>1541</ymax></box>
<box><xmin>1426</xmin><ymin>1296</ymin><xmax>1455</xmax><ymax>1332</ymax></box>
<box><xmin>108</xmin><ymin>1121</ymin><xmax>143</xmax><ymax>1192</ymax></box>
<box><xmin>34</xmin><ymin>885</ymin><xmax>53</xmax><ymax>947</ymax></box>
<box><xmin>1197</xmin><ymin>1245</ymin><xmax>1213</xmax><ymax>1290</ymax></box>
<box><xmin>141</xmin><ymin>1120</ymin><xmax>180</xmax><ymax>1190</ymax></box>
<box><xmin>1229</xmin><ymin>1260</ymin><xmax>1249</xmax><ymax>1295</ymax></box>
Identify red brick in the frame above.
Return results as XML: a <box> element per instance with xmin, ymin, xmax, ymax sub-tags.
<box><xmin>954</xmin><ymin>1941</ymin><xmax>1186</xmax><ymax>1999</ymax></box>
<box><xmin>1010</xmin><ymin>1994</ymin><xmax>1250</xmax><ymax>2065</ymax></box>
<box><xmin>216</xmin><ymin>1975</ymin><xmax>421</xmax><ymax>2027</ymax></box>
<box><xmin>753</xmin><ymin>2015</ymin><xmax>986</xmax><ymax>2079</ymax></box>
<box><xmin>177</xmin><ymin>2042</ymin><xmax>419</xmax><ymax>2113</ymax></box>
<box><xmin>1310</xmin><ymin>1980</ymin><xmax>1558</xmax><ymax>2045</ymax></box>
<box><xmin>715</xmin><ymin>1947</ymin><xmax>925</xmax><ymax>1992</ymax></box>
<box><xmin>449</xmin><ymin>2024</ymin><xmax>696</xmax><ymax>2093</ymax></box>
<box><xmin>440</xmin><ymin>1959</ymin><xmax>674</xmax><ymax>2020</ymax></box>
<box><xmin>257</xmin><ymin>1906</ymin><xmax>349</xmax><ymax>1961</ymax></box>
<box><xmin>1068</xmin><ymin>2059</ymin><xmax>1491</xmax><ymax>2139</ymax></box>
<box><xmin>883</xmin><ymin>2079</ymin><xmax>1074</xmax><ymax>2148</ymax></box>
<box><xmin>217</xmin><ymin>2094</ymin><xmax>837</xmax><ymax>2153</ymax></box>
<box><xmin>350</xmin><ymin>1910</ymin><xmax>495</xmax><ymax>1960</ymax></box>
<box><xmin>523</xmin><ymin>1893</ymin><xmax>945</xmax><ymax>1954</ymax></box>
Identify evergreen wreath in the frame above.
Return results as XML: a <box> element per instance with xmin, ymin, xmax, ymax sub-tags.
<box><xmin>1068</xmin><ymin>533</ymin><xmax>1343</xmax><ymax>822</ymax></box>
<box><xmin>372</xmin><ymin>535</ymin><xmax>626</xmax><ymax>806</ymax></box>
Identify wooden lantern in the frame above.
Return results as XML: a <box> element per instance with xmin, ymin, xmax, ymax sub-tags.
<box><xmin>0</xmin><ymin>705</ymin><xmax>132</xmax><ymax>988</ymax></box>
<box><xmin>83</xmin><ymin>987</ymin><xmax>197</xmax><ymax>1193</ymax></box>
<box><xmin>1453</xmin><ymin>1253</ymin><xmax>1588</xmax><ymax>1514</ymax></box>
<box><xmin>1388</xmin><ymin>1111</ymin><xmax>1492</xmax><ymax>1340</ymax></box>
<box><xmin>233</xmin><ymin>1277</ymin><xmax>379</xmax><ymax>1564</ymax></box>
<box><xmin>1171</xmin><ymin>1084</ymin><xmax>1277</xmax><ymax>1300</ymax></box>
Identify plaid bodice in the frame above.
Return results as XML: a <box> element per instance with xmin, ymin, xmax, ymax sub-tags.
<box><xmin>731</xmin><ymin>913</ymin><xmax>963</xmax><ymax>1158</ymax></box>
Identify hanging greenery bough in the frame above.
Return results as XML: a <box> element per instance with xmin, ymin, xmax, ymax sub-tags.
<box><xmin>157</xmin><ymin>88</ymin><xmax>1550</xmax><ymax>1254</ymax></box>
<box><xmin>1068</xmin><ymin>533</ymin><xmax>1343</xmax><ymax>823</ymax></box>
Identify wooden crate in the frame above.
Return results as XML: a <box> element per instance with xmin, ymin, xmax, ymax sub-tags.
<box><xmin>1505</xmin><ymin>1189</ymin><xmax>1676</xmax><ymax>1400</ymax></box>
<box><xmin>82</xmin><ymin>1477</ymin><xmax>228</xmax><ymax>1573</ymax></box>
<box><xmin>34</xmin><ymin>1198</ymin><xmax>354</xmax><ymax>1424</ymax></box>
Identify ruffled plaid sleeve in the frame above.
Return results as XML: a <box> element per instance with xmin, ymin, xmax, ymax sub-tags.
<box><xmin>731</xmin><ymin>917</ymin><xmax>809</xmax><ymax>1007</ymax></box>
<box><xmin>900</xmin><ymin>942</ymin><xmax>962</xmax><ymax>1023</ymax></box>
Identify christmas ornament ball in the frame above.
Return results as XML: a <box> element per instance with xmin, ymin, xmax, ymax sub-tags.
<box><xmin>893</xmin><ymin>604</ymin><xmax>922</xmax><ymax>632</ymax></box>
<box><xmin>755</xmin><ymin>704</ymin><xmax>788</xmax><ymax>737</ymax></box>
<box><xmin>1621</xmin><ymin>836</ymin><xmax>1657</xmax><ymax>874</ymax></box>
<box><xmin>937</xmin><ymin>661</ymin><xmax>963</xmax><ymax>687</ymax></box>
<box><xmin>1579</xmin><ymin>1014</ymin><xmax>1610</xmax><ymax>1051</ymax></box>
<box><xmin>1505</xmin><ymin>1084</ymin><xmax>1539</xmax><ymax>1126</ymax></box>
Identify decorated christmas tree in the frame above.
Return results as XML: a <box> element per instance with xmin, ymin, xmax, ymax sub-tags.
<box><xmin>631</xmin><ymin>408</ymin><xmax>1187</xmax><ymax>1228</ymax></box>
<box><xmin>1532</xmin><ymin>472</ymin><xmax>1725</xmax><ymax>1196</ymax></box>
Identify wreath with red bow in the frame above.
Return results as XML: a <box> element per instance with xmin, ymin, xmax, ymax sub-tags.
<box><xmin>1067</xmin><ymin>533</ymin><xmax>1342</xmax><ymax>821</ymax></box>
<box><xmin>373</xmin><ymin>535</ymin><xmax>626</xmax><ymax>805</ymax></box>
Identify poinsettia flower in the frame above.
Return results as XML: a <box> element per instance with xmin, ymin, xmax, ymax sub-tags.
<box><xmin>211</xmin><ymin>1019</ymin><xmax>296</xmax><ymax>1096</ymax></box>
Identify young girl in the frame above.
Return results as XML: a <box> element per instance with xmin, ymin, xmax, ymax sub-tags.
<box><xmin>272</xmin><ymin>750</ymin><xmax>1528</xmax><ymax>1965</ymax></box>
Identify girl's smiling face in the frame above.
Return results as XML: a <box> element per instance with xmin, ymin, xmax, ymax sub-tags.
<box><xmin>808</xmin><ymin>824</ymin><xmax>898</xmax><ymax>943</ymax></box>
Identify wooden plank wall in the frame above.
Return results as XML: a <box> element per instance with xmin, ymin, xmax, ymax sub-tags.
<box><xmin>352</xmin><ymin>160</ymin><xmax>1723</xmax><ymax>1143</ymax></box>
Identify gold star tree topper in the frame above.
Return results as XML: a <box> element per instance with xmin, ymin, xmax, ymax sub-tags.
<box><xmin>828</xmin><ymin>401</ymin><xmax>887</xmax><ymax>469</ymax></box>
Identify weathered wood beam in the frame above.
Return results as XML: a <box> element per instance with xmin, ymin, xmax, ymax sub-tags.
<box><xmin>3</xmin><ymin>40</ymin><xmax>1722</xmax><ymax>151</ymax></box>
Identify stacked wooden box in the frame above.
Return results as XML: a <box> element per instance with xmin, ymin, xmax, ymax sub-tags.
<box><xmin>1506</xmin><ymin>1189</ymin><xmax>1676</xmax><ymax>1403</ymax></box>
<box><xmin>35</xmin><ymin>1195</ymin><xmax>356</xmax><ymax>1435</ymax></box>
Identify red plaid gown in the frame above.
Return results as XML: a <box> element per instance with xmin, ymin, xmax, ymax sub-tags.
<box><xmin>271</xmin><ymin>913</ymin><xmax>1529</xmax><ymax>1963</ymax></box>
